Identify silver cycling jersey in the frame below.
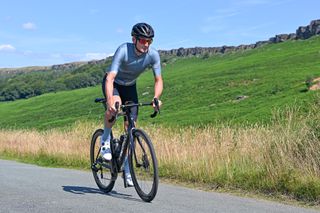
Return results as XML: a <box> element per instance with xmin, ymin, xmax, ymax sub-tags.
<box><xmin>107</xmin><ymin>43</ymin><xmax>161</xmax><ymax>86</ymax></box>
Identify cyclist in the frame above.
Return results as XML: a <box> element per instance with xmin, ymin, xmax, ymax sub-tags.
<box><xmin>101</xmin><ymin>22</ymin><xmax>163</xmax><ymax>186</ymax></box>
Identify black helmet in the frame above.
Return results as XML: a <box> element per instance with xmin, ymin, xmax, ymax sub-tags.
<box><xmin>131</xmin><ymin>23</ymin><xmax>154</xmax><ymax>38</ymax></box>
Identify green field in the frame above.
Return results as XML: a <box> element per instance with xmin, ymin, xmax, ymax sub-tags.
<box><xmin>0</xmin><ymin>36</ymin><xmax>320</xmax><ymax>129</ymax></box>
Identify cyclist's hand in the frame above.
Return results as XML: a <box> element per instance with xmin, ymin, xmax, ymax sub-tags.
<box><xmin>152</xmin><ymin>98</ymin><xmax>162</xmax><ymax>111</ymax></box>
<box><xmin>107</xmin><ymin>101</ymin><xmax>120</xmax><ymax>123</ymax></box>
<box><xmin>107</xmin><ymin>101</ymin><xmax>118</xmax><ymax>116</ymax></box>
<box><xmin>108</xmin><ymin>105</ymin><xmax>117</xmax><ymax>115</ymax></box>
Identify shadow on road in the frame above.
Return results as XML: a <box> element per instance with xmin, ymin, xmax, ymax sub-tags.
<box><xmin>62</xmin><ymin>185</ymin><xmax>105</xmax><ymax>195</ymax></box>
<box><xmin>62</xmin><ymin>185</ymin><xmax>144</xmax><ymax>203</ymax></box>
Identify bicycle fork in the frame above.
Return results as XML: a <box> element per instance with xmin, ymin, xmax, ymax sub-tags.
<box><xmin>123</xmin><ymin>133</ymin><xmax>135</xmax><ymax>188</ymax></box>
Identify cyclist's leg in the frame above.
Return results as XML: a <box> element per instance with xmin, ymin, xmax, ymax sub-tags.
<box><xmin>118</xmin><ymin>83</ymin><xmax>139</xmax><ymax>127</ymax></box>
<box><xmin>101</xmin><ymin>76</ymin><xmax>122</xmax><ymax>160</ymax></box>
<box><xmin>116</xmin><ymin>83</ymin><xmax>139</xmax><ymax>186</ymax></box>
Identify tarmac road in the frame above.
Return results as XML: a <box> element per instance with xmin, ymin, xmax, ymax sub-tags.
<box><xmin>0</xmin><ymin>159</ymin><xmax>318</xmax><ymax>213</ymax></box>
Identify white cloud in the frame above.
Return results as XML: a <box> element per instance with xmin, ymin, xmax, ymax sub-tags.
<box><xmin>22</xmin><ymin>22</ymin><xmax>37</xmax><ymax>30</ymax></box>
<box><xmin>0</xmin><ymin>44</ymin><xmax>16</xmax><ymax>52</ymax></box>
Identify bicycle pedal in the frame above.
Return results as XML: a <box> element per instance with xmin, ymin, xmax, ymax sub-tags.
<box><xmin>96</xmin><ymin>157</ymin><xmax>103</xmax><ymax>164</ymax></box>
<box><xmin>101</xmin><ymin>162</ymin><xmax>112</xmax><ymax>170</ymax></box>
<box><xmin>91</xmin><ymin>163</ymin><xmax>99</xmax><ymax>172</ymax></box>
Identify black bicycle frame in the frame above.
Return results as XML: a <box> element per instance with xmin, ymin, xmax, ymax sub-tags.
<box><xmin>117</xmin><ymin>104</ymin><xmax>136</xmax><ymax>171</ymax></box>
<box><xmin>94</xmin><ymin>98</ymin><xmax>159</xmax><ymax>173</ymax></box>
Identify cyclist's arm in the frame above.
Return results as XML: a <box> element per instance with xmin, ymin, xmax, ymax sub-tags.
<box><xmin>106</xmin><ymin>72</ymin><xmax>116</xmax><ymax>107</ymax></box>
<box><xmin>151</xmin><ymin>50</ymin><xmax>162</xmax><ymax>100</ymax></box>
<box><xmin>105</xmin><ymin>44</ymin><xmax>126</xmax><ymax>107</ymax></box>
<box><xmin>154</xmin><ymin>75</ymin><xmax>163</xmax><ymax>100</ymax></box>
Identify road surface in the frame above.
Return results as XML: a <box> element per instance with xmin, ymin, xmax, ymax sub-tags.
<box><xmin>0</xmin><ymin>159</ymin><xmax>318</xmax><ymax>213</ymax></box>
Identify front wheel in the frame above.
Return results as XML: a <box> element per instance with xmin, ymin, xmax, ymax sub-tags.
<box><xmin>90</xmin><ymin>129</ymin><xmax>117</xmax><ymax>193</ymax></box>
<box><xmin>129</xmin><ymin>129</ymin><xmax>159</xmax><ymax>202</ymax></box>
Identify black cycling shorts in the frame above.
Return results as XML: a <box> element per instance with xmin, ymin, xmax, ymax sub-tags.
<box><xmin>102</xmin><ymin>75</ymin><xmax>139</xmax><ymax>121</ymax></box>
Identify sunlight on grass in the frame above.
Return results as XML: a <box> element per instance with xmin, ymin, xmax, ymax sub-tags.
<box><xmin>1</xmin><ymin>104</ymin><xmax>320</xmax><ymax>203</ymax></box>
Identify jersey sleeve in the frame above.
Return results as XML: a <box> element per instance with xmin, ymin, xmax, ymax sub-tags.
<box><xmin>108</xmin><ymin>44</ymin><xmax>126</xmax><ymax>74</ymax></box>
<box><xmin>152</xmin><ymin>51</ymin><xmax>161</xmax><ymax>77</ymax></box>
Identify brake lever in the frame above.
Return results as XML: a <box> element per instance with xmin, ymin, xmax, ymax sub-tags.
<box><xmin>150</xmin><ymin>98</ymin><xmax>160</xmax><ymax>118</ymax></box>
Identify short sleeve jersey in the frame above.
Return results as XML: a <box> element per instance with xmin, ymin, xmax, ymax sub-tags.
<box><xmin>108</xmin><ymin>43</ymin><xmax>161</xmax><ymax>86</ymax></box>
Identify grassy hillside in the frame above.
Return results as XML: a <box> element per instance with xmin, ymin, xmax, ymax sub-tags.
<box><xmin>0</xmin><ymin>61</ymin><xmax>110</xmax><ymax>101</ymax></box>
<box><xmin>0</xmin><ymin>36</ymin><xmax>320</xmax><ymax>130</ymax></box>
<box><xmin>1</xmin><ymin>36</ymin><xmax>320</xmax><ymax>204</ymax></box>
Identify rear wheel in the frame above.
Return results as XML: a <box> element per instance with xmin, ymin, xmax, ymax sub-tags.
<box><xmin>129</xmin><ymin>129</ymin><xmax>159</xmax><ymax>202</ymax></box>
<box><xmin>90</xmin><ymin>129</ymin><xmax>117</xmax><ymax>193</ymax></box>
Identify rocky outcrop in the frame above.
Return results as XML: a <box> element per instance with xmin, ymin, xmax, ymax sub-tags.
<box><xmin>51</xmin><ymin>61</ymin><xmax>87</xmax><ymax>71</ymax></box>
<box><xmin>88</xmin><ymin>59</ymin><xmax>106</xmax><ymax>65</ymax></box>
<box><xmin>296</xmin><ymin>19</ymin><xmax>320</xmax><ymax>40</ymax></box>
<box><xmin>51</xmin><ymin>58</ymin><xmax>106</xmax><ymax>70</ymax></box>
<box><xmin>0</xmin><ymin>66</ymin><xmax>50</xmax><ymax>76</ymax></box>
<box><xmin>269</xmin><ymin>33</ymin><xmax>296</xmax><ymax>43</ymax></box>
<box><xmin>159</xmin><ymin>19</ymin><xmax>320</xmax><ymax>57</ymax></box>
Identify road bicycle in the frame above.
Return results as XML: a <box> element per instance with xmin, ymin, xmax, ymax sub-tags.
<box><xmin>90</xmin><ymin>98</ymin><xmax>159</xmax><ymax>202</ymax></box>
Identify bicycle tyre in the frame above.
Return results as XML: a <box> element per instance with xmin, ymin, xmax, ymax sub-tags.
<box><xmin>129</xmin><ymin>129</ymin><xmax>159</xmax><ymax>202</ymax></box>
<box><xmin>90</xmin><ymin>129</ymin><xmax>117</xmax><ymax>193</ymax></box>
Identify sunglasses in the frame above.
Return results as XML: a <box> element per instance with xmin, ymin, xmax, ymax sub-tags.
<box><xmin>137</xmin><ymin>37</ymin><xmax>153</xmax><ymax>45</ymax></box>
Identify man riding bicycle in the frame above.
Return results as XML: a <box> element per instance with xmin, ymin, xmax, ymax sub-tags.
<box><xmin>101</xmin><ymin>22</ymin><xmax>163</xmax><ymax>186</ymax></box>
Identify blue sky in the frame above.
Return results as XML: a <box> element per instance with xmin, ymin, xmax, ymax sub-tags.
<box><xmin>0</xmin><ymin>0</ymin><xmax>319</xmax><ymax>68</ymax></box>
